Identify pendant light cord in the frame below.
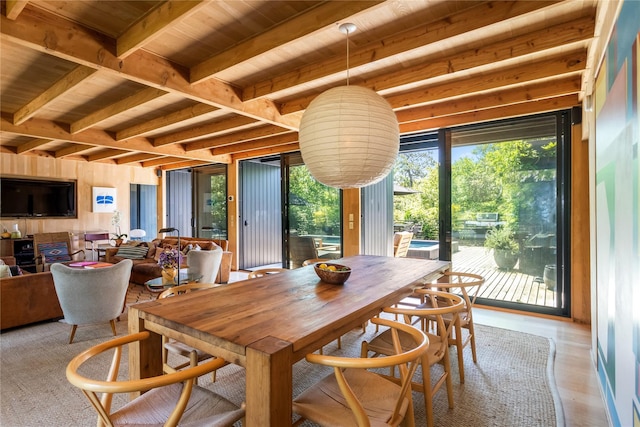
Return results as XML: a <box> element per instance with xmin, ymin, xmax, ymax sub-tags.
<box><xmin>339</xmin><ymin>23</ymin><xmax>356</xmax><ymax>86</ymax></box>
<box><xmin>346</xmin><ymin>28</ymin><xmax>350</xmax><ymax>86</ymax></box>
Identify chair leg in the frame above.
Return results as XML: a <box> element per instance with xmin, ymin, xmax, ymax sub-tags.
<box><xmin>68</xmin><ymin>324</ymin><xmax>78</xmax><ymax>344</ymax></box>
<box><xmin>468</xmin><ymin>321</ymin><xmax>478</xmax><ymax>363</ymax></box>
<box><xmin>109</xmin><ymin>319</ymin><xmax>117</xmax><ymax>337</ymax></box>
<box><xmin>454</xmin><ymin>320</ymin><xmax>465</xmax><ymax>383</ymax></box>
<box><xmin>189</xmin><ymin>350</ymin><xmax>199</xmax><ymax>385</ymax></box>
<box><xmin>337</xmin><ymin>336</ymin><xmax>341</xmax><ymax>349</ymax></box>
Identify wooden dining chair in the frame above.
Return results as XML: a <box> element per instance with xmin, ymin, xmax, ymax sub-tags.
<box><xmin>423</xmin><ymin>271</ymin><xmax>485</xmax><ymax>383</ymax></box>
<box><xmin>66</xmin><ymin>331</ymin><xmax>245</xmax><ymax>427</ymax></box>
<box><xmin>247</xmin><ymin>267</ymin><xmax>288</xmax><ymax>278</ymax></box>
<box><xmin>362</xmin><ymin>289</ymin><xmax>464</xmax><ymax>427</ymax></box>
<box><xmin>159</xmin><ymin>283</ymin><xmax>224</xmax><ymax>383</ymax></box>
<box><xmin>293</xmin><ymin>317</ymin><xmax>429</xmax><ymax>427</ymax></box>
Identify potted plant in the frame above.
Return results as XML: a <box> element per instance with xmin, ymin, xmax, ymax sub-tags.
<box><xmin>110</xmin><ymin>210</ymin><xmax>128</xmax><ymax>246</ymax></box>
<box><xmin>485</xmin><ymin>226</ymin><xmax>519</xmax><ymax>270</ymax></box>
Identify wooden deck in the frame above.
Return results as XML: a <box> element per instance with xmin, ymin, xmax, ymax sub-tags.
<box><xmin>449</xmin><ymin>245</ymin><xmax>558</xmax><ymax>307</ymax></box>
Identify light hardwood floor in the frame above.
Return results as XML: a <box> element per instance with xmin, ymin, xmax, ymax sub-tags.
<box><xmin>473</xmin><ymin>306</ymin><xmax>609</xmax><ymax>427</ymax></box>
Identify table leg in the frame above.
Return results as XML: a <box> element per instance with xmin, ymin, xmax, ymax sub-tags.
<box><xmin>246</xmin><ymin>337</ymin><xmax>293</xmax><ymax>426</ymax></box>
<box><xmin>127</xmin><ymin>306</ymin><xmax>163</xmax><ymax>399</ymax></box>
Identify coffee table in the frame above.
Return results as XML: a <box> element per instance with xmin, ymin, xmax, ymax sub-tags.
<box><xmin>144</xmin><ymin>269</ymin><xmax>202</xmax><ymax>294</ymax></box>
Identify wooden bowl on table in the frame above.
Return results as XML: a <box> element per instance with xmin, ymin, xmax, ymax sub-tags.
<box><xmin>313</xmin><ymin>262</ymin><xmax>351</xmax><ymax>285</ymax></box>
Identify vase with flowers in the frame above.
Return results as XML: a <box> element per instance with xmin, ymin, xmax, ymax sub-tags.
<box><xmin>158</xmin><ymin>248</ymin><xmax>183</xmax><ymax>285</ymax></box>
<box><xmin>110</xmin><ymin>210</ymin><xmax>128</xmax><ymax>247</ymax></box>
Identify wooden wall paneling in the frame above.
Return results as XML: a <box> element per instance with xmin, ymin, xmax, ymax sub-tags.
<box><xmin>342</xmin><ymin>188</ymin><xmax>361</xmax><ymax>257</ymax></box>
<box><xmin>570</xmin><ymin>123</ymin><xmax>590</xmax><ymax>324</ymax></box>
<box><xmin>0</xmin><ymin>153</ymin><xmax>157</xmax><ymax>251</ymax></box>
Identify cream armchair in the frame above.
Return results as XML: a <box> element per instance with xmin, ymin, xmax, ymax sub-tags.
<box><xmin>50</xmin><ymin>259</ymin><xmax>132</xmax><ymax>343</ymax></box>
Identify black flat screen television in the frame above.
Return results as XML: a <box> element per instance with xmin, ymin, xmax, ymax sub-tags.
<box><xmin>0</xmin><ymin>177</ymin><xmax>77</xmax><ymax>218</ymax></box>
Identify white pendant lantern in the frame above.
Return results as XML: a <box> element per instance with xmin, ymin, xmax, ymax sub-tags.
<box><xmin>298</xmin><ymin>23</ymin><xmax>399</xmax><ymax>189</ymax></box>
<box><xmin>299</xmin><ymin>85</ymin><xmax>399</xmax><ymax>189</ymax></box>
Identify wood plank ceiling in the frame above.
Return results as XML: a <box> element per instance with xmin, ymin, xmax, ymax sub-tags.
<box><xmin>0</xmin><ymin>0</ymin><xmax>598</xmax><ymax>171</ymax></box>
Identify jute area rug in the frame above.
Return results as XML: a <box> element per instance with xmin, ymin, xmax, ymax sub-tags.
<box><xmin>0</xmin><ymin>313</ymin><xmax>563</xmax><ymax>427</ymax></box>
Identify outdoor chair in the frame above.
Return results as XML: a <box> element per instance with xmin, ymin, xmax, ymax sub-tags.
<box><xmin>66</xmin><ymin>331</ymin><xmax>245</xmax><ymax>427</ymax></box>
<box><xmin>393</xmin><ymin>231</ymin><xmax>413</xmax><ymax>257</ymax></box>
<box><xmin>50</xmin><ymin>259</ymin><xmax>131</xmax><ymax>343</ymax></box>
<box><xmin>34</xmin><ymin>232</ymin><xmax>85</xmax><ymax>271</ymax></box>
<box><xmin>362</xmin><ymin>289</ymin><xmax>464</xmax><ymax>427</ymax></box>
<box><xmin>293</xmin><ymin>317</ymin><xmax>429</xmax><ymax>427</ymax></box>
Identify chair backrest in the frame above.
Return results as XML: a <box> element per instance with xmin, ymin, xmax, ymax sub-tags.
<box><xmin>128</xmin><ymin>229</ymin><xmax>146</xmax><ymax>240</ymax></box>
<box><xmin>50</xmin><ymin>259</ymin><xmax>132</xmax><ymax>325</ymax></box>
<box><xmin>432</xmin><ymin>271</ymin><xmax>485</xmax><ymax>313</ymax></box>
<box><xmin>186</xmin><ymin>246</ymin><xmax>223</xmax><ymax>284</ymax></box>
<box><xmin>34</xmin><ymin>232</ymin><xmax>78</xmax><ymax>266</ymax></box>
<box><xmin>304</xmin><ymin>317</ymin><xmax>429</xmax><ymax>426</ymax></box>
<box><xmin>248</xmin><ymin>268</ymin><xmax>288</xmax><ymax>279</ymax></box>
<box><xmin>66</xmin><ymin>331</ymin><xmax>232</xmax><ymax>427</ymax></box>
<box><xmin>393</xmin><ymin>231</ymin><xmax>413</xmax><ymax>257</ymax></box>
<box><xmin>289</xmin><ymin>235</ymin><xmax>319</xmax><ymax>268</ymax></box>
<box><xmin>384</xmin><ymin>289</ymin><xmax>464</xmax><ymax>359</ymax></box>
<box><xmin>159</xmin><ymin>282</ymin><xmax>219</xmax><ymax>299</ymax></box>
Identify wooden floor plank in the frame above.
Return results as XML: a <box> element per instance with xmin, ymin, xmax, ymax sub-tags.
<box><xmin>446</xmin><ymin>245</ymin><xmax>558</xmax><ymax>308</ymax></box>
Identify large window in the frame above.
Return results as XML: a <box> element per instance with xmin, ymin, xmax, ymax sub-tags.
<box><xmin>393</xmin><ymin>112</ymin><xmax>571</xmax><ymax>316</ymax></box>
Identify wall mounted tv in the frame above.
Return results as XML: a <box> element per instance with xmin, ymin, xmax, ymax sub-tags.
<box><xmin>1</xmin><ymin>177</ymin><xmax>77</xmax><ymax>218</ymax></box>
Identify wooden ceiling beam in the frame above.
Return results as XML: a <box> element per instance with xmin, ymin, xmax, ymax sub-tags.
<box><xmin>13</xmin><ymin>65</ymin><xmax>96</xmax><ymax>125</ymax></box>
<box><xmin>54</xmin><ymin>143</ymin><xmax>94</xmax><ymax>158</ymax></box>
<box><xmin>387</xmin><ymin>50</ymin><xmax>587</xmax><ymax>110</ymax></box>
<box><xmin>0</xmin><ymin>8</ymin><xmax>299</xmax><ymax>131</ymax></box>
<box><xmin>116</xmin><ymin>152</ymin><xmax>165</xmax><ymax>164</ymax></box>
<box><xmin>86</xmin><ymin>149</ymin><xmax>130</xmax><ymax>162</ymax></box>
<box><xmin>115</xmin><ymin>103</ymin><xmax>217</xmax><ymax>141</ymax></box>
<box><xmin>357</xmin><ymin>16</ymin><xmax>594</xmax><ymax>95</ymax></box>
<box><xmin>117</xmin><ymin>0</ymin><xmax>206</xmax><ymax>59</ymax></box>
<box><xmin>153</xmin><ymin>115</ymin><xmax>258</xmax><ymax>146</ymax></box>
<box><xmin>396</xmin><ymin>75</ymin><xmax>583</xmax><ymax>124</ymax></box>
<box><xmin>15</xmin><ymin>138</ymin><xmax>52</xmax><ymax>153</ymax></box>
<box><xmin>70</xmin><ymin>87</ymin><xmax>168</xmax><ymax>134</ymax></box>
<box><xmin>243</xmin><ymin>0</ymin><xmax>560</xmax><ymax>100</ymax></box>
<box><xmin>399</xmin><ymin>94</ymin><xmax>580</xmax><ymax>134</ymax></box>
<box><xmin>0</xmin><ymin>114</ymin><xmax>230</xmax><ymax>163</ymax></box>
<box><xmin>155</xmin><ymin>159</ymin><xmax>214</xmax><ymax>170</ymax></box>
<box><xmin>280</xmin><ymin>49</ymin><xmax>587</xmax><ymax>115</ymax></box>
<box><xmin>5</xmin><ymin>0</ymin><xmax>28</xmax><ymax>20</ymax></box>
<box><xmin>212</xmin><ymin>132</ymin><xmax>298</xmax><ymax>155</ymax></box>
<box><xmin>185</xmin><ymin>124</ymin><xmax>289</xmax><ymax>151</ymax></box>
<box><xmin>232</xmin><ymin>142</ymin><xmax>300</xmax><ymax>161</ymax></box>
<box><xmin>190</xmin><ymin>1</ymin><xmax>381</xmax><ymax>83</ymax></box>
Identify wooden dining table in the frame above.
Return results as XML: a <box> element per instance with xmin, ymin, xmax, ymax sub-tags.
<box><xmin>128</xmin><ymin>254</ymin><xmax>450</xmax><ymax>426</ymax></box>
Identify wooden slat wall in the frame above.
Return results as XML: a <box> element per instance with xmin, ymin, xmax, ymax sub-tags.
<box><xmin>361</xmin><ymin>175</ymin><xmax>394</xmax><ymax>256</ymax></box>
<box><xmin>239</xmin><ymin>161</ymin><xmax>282</xmax><ymax>269</ymax></box>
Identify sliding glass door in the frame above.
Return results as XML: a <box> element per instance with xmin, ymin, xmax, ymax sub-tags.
<box><xmin>193</xmin><ymin>165</ymin><xmax>227</xmax><ymax>240</ymax></box>
<box><xmin>283</xmin><ymin>153</ymin><xmax>342</xmax><ymax>268</ymax></box>
<box><xmin>447</xmin><ymin>113</ymin><xmax>570</xmax><ymax>316</ymax></box>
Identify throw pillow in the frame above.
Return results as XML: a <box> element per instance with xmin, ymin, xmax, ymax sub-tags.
<box><xmin>0</xmin><ymin>264</ymin><xmax>11</xmax><ymax>278</ymax></box>
<box><xmin>115</xmin><ymin>245</ymin><xmax>149</xmax><ymax>259</ymax></box>
<box><xmin>38</xmin><ymin>242</ymin><xmax>71</xmax><ymax>263</ymax></box>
